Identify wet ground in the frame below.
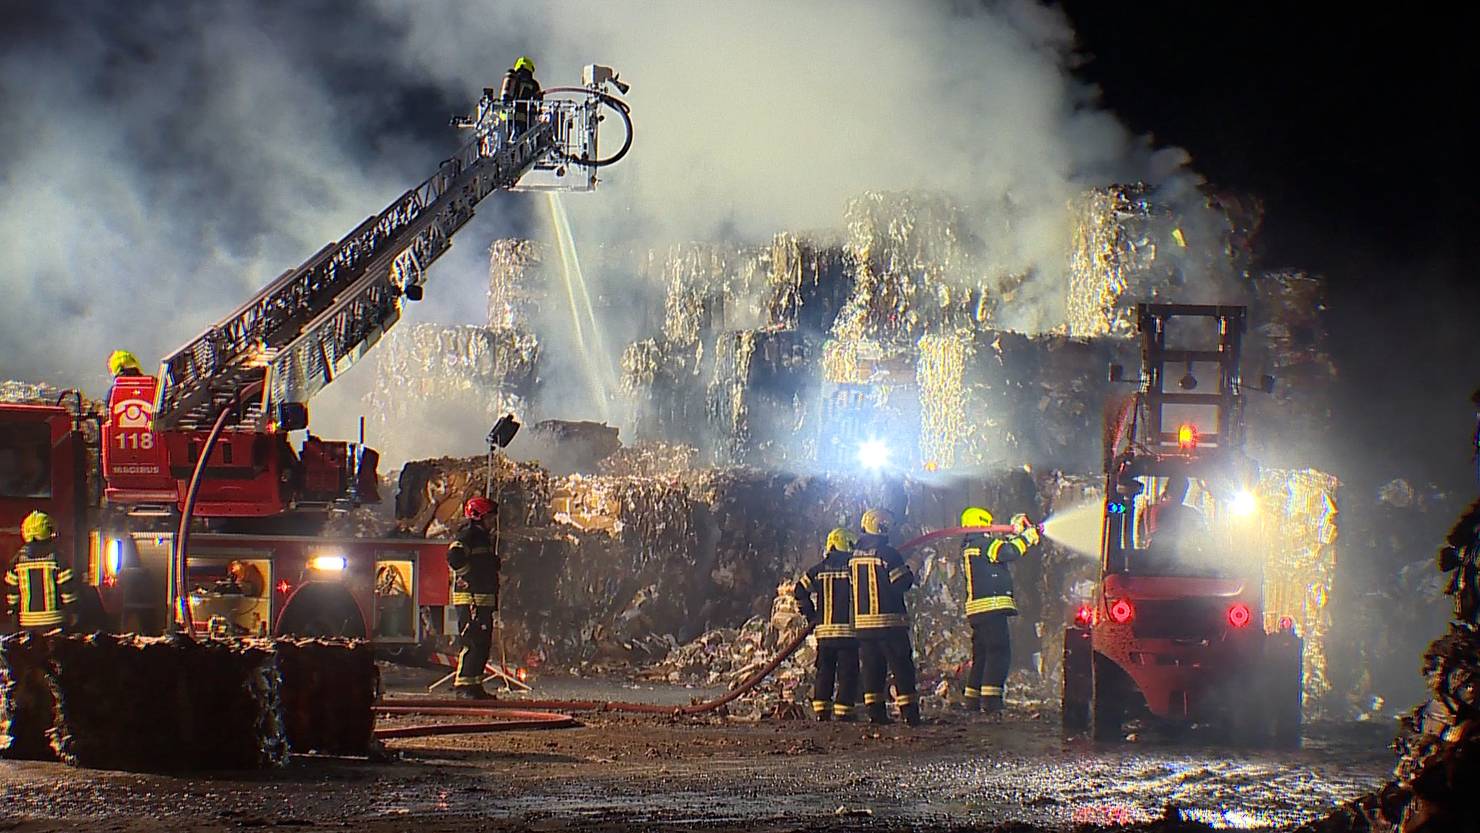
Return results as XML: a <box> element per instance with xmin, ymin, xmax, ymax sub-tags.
<box><xmin>0</xmin><ymin>667</ymin><xmax>1395</xmax><ymax>832</ymax></box>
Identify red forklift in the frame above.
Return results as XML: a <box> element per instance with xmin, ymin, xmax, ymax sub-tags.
<box><xmin>1062</xmin><ymin>303</ymin><xmax>1303</xmax><ymax>746</ymax></box>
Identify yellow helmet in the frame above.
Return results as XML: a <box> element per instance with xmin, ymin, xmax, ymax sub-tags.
<box><xmin>514</xmin><ymin>56</ymin><xmax>535</xmax><ymax>73</ymax></box>
<box><xmin>21</xmin><ymin>511</ymin><xmax>55</xmax><ymax>543</ymax></box>
<box><xmin>108</xmin><ymin>349</ymin><xmax>142</xmax><ymax>377</ymax></box>
<box><xmin>860</xmin><ymin>508</ymin><xmax>894</xmax><ymax>536</ymax></box>
<box><xmin>960</xmin><ymin>507</ymin><xmax>994</xmax><ymax>528</ymax></box>
<box><xmin>825</xmin><ymin>527</ymin><xmax>857</xmax><ymax>553</ymax></box>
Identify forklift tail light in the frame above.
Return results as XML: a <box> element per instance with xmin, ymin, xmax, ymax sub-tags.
<box><xmin>1227</xmin><ymin>603</ymin><xmax>1252</xmax><ymax>628</ymax></box>
<box><xmin>1108</xmin><ymin>598</ymin><xmax>1134</xmax><ymax>624</ymax></box>
<box><xmin>1074</xmin><ymin>603</ymin><xmax>1094</xmax><ymax>626</ymax></box>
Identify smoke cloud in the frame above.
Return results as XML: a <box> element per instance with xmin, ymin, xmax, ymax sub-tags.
<box><xmin>0</xmin><ymin>1</ymin><xmax>1207</xmax><ymax>462</ymax></box>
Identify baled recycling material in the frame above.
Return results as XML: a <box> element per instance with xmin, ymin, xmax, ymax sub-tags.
<box><xmin>0</xmin><ymin>634</ymin><xmax>376</xmax><ymax>771</ymax></box>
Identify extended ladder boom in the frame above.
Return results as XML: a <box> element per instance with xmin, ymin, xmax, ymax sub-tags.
<box><xmin>153</xmin><ymin>84</ymin><xmax>619</xmax><ymax>431</ymax></box>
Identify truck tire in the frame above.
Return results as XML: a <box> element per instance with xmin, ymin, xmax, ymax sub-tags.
<box><xmin>1091</xmin><ymin>653</ymin><xmax>1131</xmax><ymax>742</ymax></box>
<box><xmin>1269</xmin><ymin>634</ymin><xmax>1304</xmax><ymax>749</ymax></box>
<box><xmin>276</xmin><ymin>583</ymin><xmax>368</xmax><ymax>640</ymax></box>
<box><xmin>1062</xmin><ymin>627</ymin><xmax>1092</xmax><ymax>734</ymax></box>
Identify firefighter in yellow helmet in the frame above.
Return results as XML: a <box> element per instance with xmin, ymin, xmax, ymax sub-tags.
<box><xmin>498</xmin><ymin>55</ymin><xmax>543</xmax><ymax>139</ymax></box>
<box><xmin>959</xmin><ymin>506</ymin><xmax>1041</xmax><ymax>714</ymax></box>
<box><xmin>106</xmin><ymin>349</ymin><xmax>146</xmax><ymax>407</ymax></box>
<box><xmin>5</xmin><ymin>512</ymin><xmax>79</xmax><ymax>632</ymax></box>
<box><xmin>849</xmin><ymin>508</ymin><xmax>921</xmax><ymax>725</ymax></box>
<box><xmin>793</xmin><ymin>527</ymin><xmax>859</xmax><ymax>721</ymax></box>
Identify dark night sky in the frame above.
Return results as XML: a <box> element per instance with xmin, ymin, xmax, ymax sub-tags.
<box><xmin>1060</xmin><ymin>3</ymin><xmax>1478</xmax><ymax>495</ymax></box>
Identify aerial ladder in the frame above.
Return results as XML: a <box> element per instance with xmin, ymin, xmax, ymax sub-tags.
<box><xmin>153</xmin><ymin>67</ymin><xmax>632</xmax><ymax>435</ymax></box>
<box><xmin>95</xmin><ymin>67</ymin><xmax>632</xmax><ymax>521</ymax></box>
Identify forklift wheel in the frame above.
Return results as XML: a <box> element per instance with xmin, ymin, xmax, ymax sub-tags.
<box><xmin>1062</xmin><ymin>628</ymin><xmax>1092</xmax><ymax>734</ymax></box>
<box><xmin>1091</xmin><ymin>653</ymin><xmax>1132</xmax><ymax>743</ymax></box>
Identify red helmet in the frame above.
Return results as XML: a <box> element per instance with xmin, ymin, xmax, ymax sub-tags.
<box><xmin>464</xmin><ymin>496</ymin><xmax>497</xmax><ymax>521</ymax></box>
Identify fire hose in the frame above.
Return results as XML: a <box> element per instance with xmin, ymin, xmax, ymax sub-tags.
<box><xmin>374</xmin><ymin>525</ymin><xmax>1020</xmax><ymax>736</ymax></box>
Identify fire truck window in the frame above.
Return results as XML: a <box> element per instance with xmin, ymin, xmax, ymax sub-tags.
<box><xmin>0</xmin><ymin>423</ymin><xmax>52</xmax><ymax>499</ymax></box>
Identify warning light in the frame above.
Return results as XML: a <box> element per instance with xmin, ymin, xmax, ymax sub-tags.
<box><xmin>1108</xmin><ymin>598</ymin><xmax>1134</xmax><ymax>624</ymax></box>
<box><xmin>1278</xmin><ymin>616</ymin><xmax>1296</xmax><ymax>633</ymax></box>
<box><xmin>276</xmin><ymin>580</ymin><xmax>292</xmax><ymax>595</ymax></box>
<box><xmin>1074</xmin><ymin>603</ymin><xmax>1094</xmax><ymax>626</ymax></box>
<box><xmin>517</xmin><ymin>667</ymin><xmax>528</xmax><ymax>682</ymax></box>
<box><xmin>1176</xmin><ymin>424</ymin><xmax>1198</xmax><ymax>450</ymax></box>
<box><xmin>1227</xmin><ymin>603</ymin><xmax>1252</xmax><ymax>628</ymax></box>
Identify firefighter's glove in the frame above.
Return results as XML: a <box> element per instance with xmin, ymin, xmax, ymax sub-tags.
<box><xmin>1441</xmin><ymin>545</ymin><xmax>1462</xmax><ymax>573</ymax></box>
<box><xmin>1011</xmin><ymin>513</ymin><xmax>1031</xmax><ymax>532</ymax></box>
<box><xmin>1022</xmin><ymin>526</ymin><xmax>1042</xmax><ymax>547</ymax></box>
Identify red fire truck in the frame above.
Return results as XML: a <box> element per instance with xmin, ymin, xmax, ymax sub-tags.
<box><xmin>1062</xmin><ymin>304</ymin><xmax>1303</xmax><ymax>747</ymax></box>
<box><xmin>1</xmin><ymin>74</ymin><xmax>630</xmax><ymax>645</ymax></box>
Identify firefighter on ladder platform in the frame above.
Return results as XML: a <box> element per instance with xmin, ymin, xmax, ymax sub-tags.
<box><xmin>499</xmin><ymin>55</ymin><xmax>543</xmax><ymax>140</ymax></box>
<box><xmin>447</xmin><ymin>496</ymin><xmax>501</xmax><ymax>700</ymax></box>
<box><xmin>959</xmin><ymin>507</ymin><xmax>1041</xmax><ymax>714</ymax></box>
<box><xmin>794</xmin><ymin>527</ymin><xmax>860</xmax><ymax>722</ymax></box>
<box><xmin>850</xmin><ymin>508</ymin><xmax>921</xmax><ymax>726</ymax></box>
<box><xmin>5</xmin><ymin>512</ymin><xmax>78</xmax><ymax>632</ymax></box>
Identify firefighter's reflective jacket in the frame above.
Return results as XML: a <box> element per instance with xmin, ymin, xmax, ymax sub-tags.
<box><xmin>848</xmin><ymin>533</ymin><xmax>913</xmax><ymax>632</ymax></box>
<box><xmin>962</xmin><ymin>531</ymin><xmax>1035</xmax><ymax>620</ymax></box>
<box><xmin>794</xmin><ymin>549</ymin><xmax>855</xmax><ymax>640</ymax></box>
<box><xmin>4</xmin><ymin>543</ymin><xmax>77</xmax><ymax>628</ymax></box>
<box><xmin>447</xmin><ymin>522</ymin><xmax>500</xmax><ymax>608</ymax></box>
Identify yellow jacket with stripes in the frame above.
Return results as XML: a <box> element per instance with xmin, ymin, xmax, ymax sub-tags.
<box><xmin>848</xmin><ymin>533</ymin><xmax>914</xmax><ymax>632</ymax></box>
<box><xmin>794</xmin><ymin>549</ymin><xmax>855</xmax><ymax>640</ymax></box>
<box><xmin>5</xmin><ymin>544</ymin><xmax>78</xmax><ymax>628</ymax></box>
<box><xmin>962</xmin><ymin>531</ymin><xmax>1035</xmax><ymax>620</ymax></box>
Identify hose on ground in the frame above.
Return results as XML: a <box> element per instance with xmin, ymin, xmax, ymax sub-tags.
<box><xmin>373</xmin><ymin>706</ymin><xmax>575</xmax><ymax>739</ymax></box>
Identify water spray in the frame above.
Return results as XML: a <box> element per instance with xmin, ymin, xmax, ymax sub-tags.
<box><xmin>545</xmin><ymin>192</ymin><xmax>612</xmax><ymax>419</ymax></box>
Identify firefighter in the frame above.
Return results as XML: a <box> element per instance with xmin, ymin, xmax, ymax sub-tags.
<box><xmin>849</xmin><ymin>508</ymin><xmax>921</xmax><ymax>726</ymax></box>
<box><xmin>106</xmin><ymin>349</ymin><xmax>145</xmax><ymax>404</ymax></box>
<box><xmin>793</xmin><ymin>527</ymin><xmax>859</xmax><ymax>722</ymax></box>
<box><xmin>498</xmin><ymin>55</ymin><xmax>543</xmax><ymax>139</ymax></box>
<box><xmin>447</xmin><ymin>496</ymin><xmax>501</xmax><ymax>700</ymax></box>
<box><xmin>959</xmin><ymin>507</ymin><xmax>1041</xmax><ymax>714</ymax></box>
<box><xmin>4</xmin><ymin>511</ymin><xmax>78</xmax><ymax>632</ymax></box>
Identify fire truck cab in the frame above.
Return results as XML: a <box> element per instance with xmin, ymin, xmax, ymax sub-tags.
<box><xmin>1062</xmin><ymin>304</ymin><xmax>1302</xmax><ymax>746</ymax></box>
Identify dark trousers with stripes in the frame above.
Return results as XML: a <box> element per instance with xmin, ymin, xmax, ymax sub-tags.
<box><xmin>965</xmin><ymin>614</ymin><xmax>1011</xmax><ymax>701</ymax></box>
<box><xmin>813</xmin><ymin>639</ymin><xmax>859</xmax><ymax>717</ymax></box>
<box><xmin>859</xmin><ymin>628</ymin><xmax>917</xmax><ymax>710</ymax></box>
<box><xmin>455</xmin><ymin>604</ymin><xmax>494</xmax><ymax>687</ymax></box>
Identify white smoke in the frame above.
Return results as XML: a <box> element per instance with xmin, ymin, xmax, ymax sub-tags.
<box><xmin>0</xmin><ymin>1</ymin><xmax>1211</xmax><ymax>465</ymax></box>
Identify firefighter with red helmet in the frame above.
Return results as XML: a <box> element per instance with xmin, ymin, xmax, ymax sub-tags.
<box><xmin>5</xmin><ymin>511</ymin><xmax>78</xmax><ymax>632</ymax></box>
<box><xmin>447</xmin><ymin>496</ymin><xmax>501</xmax><ymax>699</ymax></box>
<box><xmin>959</xmin><ymin>507</ymin><xmax>1041</xmax><ymax>714</ymax></box>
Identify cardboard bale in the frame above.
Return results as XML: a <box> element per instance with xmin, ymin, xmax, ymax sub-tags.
<box><xmin>43</xmin><ymin>634</ymin><xmax>286</xmax><ymax>772</ymax></box>
<box><xmin>0</xmin><ymin>632</ymin><xmax>58</xmax><ymax>761</ymax></box>
<box><xmin>269</xmin><ymin>637</ymin><xmax>377</xmax><ymax>756</ymax></box>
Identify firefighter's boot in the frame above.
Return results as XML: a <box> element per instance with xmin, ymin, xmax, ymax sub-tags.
<box><xmin>902</xmin><ymin>702</ymin><xmax>923</xmax><ymax>727</ymax></box>
<box><xmin>867</xmin><ymin>701</ymin><xmax>891</xmax><ymax>725</ymax></box>
<box><xmin>811</xmin><ymin>701</ymin><xmax>832</xmax><ymax>722</ymax></box>
<box><xmin>982</xmin><ymin>694</ymin><xmax>1004</xmax><ymax>715</ymax></box>
<box><xmin>833</xmin><ymin>704</ymin><xmax>858</xmax><ymax>723</ymax></box>
<box><xmin>454</xmin><ymin>685</ymin><xmax>495</xmax><ymax>701</ymax></box>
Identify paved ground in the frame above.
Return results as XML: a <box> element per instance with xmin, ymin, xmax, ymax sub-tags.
<box><xmin>0</xmin><ymin>669</ymin><xmax>1395</xmax><ymax>832</ymax></box>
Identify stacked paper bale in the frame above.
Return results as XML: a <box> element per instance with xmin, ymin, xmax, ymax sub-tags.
<box><xmin>270</xmin><ymin>637</ymin><xmax>378</xmax><ymax>756</ymax></box>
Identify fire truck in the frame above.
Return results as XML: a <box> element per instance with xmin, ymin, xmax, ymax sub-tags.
<box><xmin>1062</xmin><ymin>303</ymin><xmax>1303</xmax><ymax>746</ymax></box>
<box><xmin>0</xmin><ymin>67</ymin><xmax>632</xmax><ymax>645</ymax></box>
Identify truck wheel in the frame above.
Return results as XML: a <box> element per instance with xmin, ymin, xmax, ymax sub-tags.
<box><xmin>1062</xmin><ymin>627</ymin><xmax>1092</xmax><ymax>734</ymax></box>
<box><xmin>276</xmin><ymin>583</ymin><xmax>368</xmax><ymax>640</ymax></box>
<box><xmin>1091</xmin><ymin>653</ymin><xmax>1129</xmax><ymax>742</ymax></box>
<box><xmin>1269</xmin><ymin>635</ymin><xmax>1304</xmax><ymax>749</ymax></box>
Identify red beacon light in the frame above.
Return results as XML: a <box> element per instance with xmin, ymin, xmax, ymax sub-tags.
<box><xmin>276</xmin><ymin>580</ymin><xmax>292</xmax><ymax>595</ymax></box>
<box><xmin>1108</xmin><ymin>598</ymin><xmax>1135</xmax><ymax>624</ymax></box>
<box><xmin>1227</xmin><ymin>603</ymin><xmax>1252</xmax><ymax>628</ymax></box>
<box><xmin>1176</xmin><ymin>423</ymin><xmax>1199</xmax><ymax>450</ymax></box>
<box><xmin>1278</xmin><ymin>615</ymin><xmax>1296</xmax><ymax>633</ymax></box>
<box><xmin>1074</xmin><ymin>603</ymin><xmax>1094</xmax><ymax>627</ymax></box>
